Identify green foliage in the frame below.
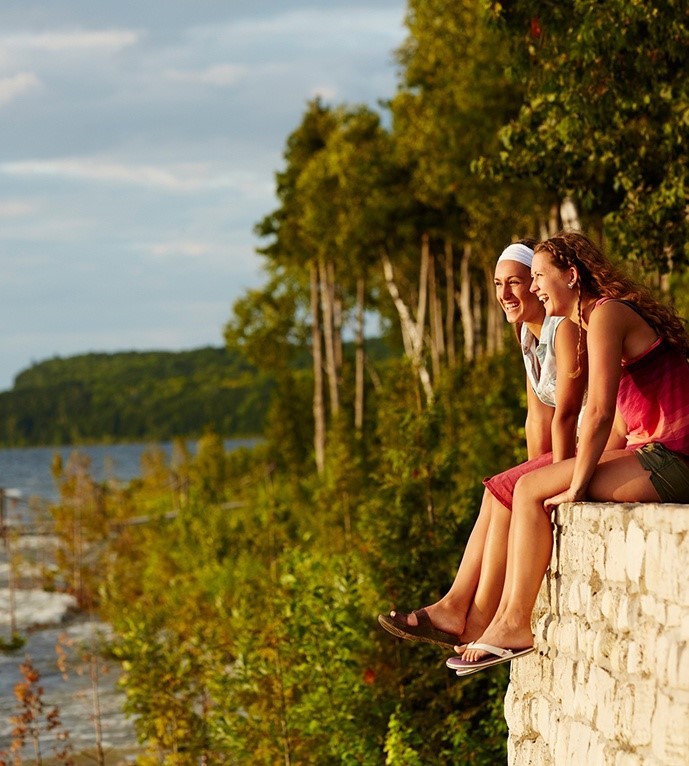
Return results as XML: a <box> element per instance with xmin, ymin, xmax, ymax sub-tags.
<box><xmin>0</xmin><ymin>347</ymin><xmax>272</xmax><ymax>446</ymax></box>
<box><xmin>489</xmin><ymin>0</ymin><xmax>689</xmax><ymax>268</ymax></box>
<box><xmin>81</xmin><ymin>348</ymin><xmax>523</xmax><ymax>763</ymax></box>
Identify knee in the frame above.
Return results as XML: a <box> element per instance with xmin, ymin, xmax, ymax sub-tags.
<box><xmin>513</xmin><ymin>474</ymin><xmax>544</xmax><ymax>511</ymax></box>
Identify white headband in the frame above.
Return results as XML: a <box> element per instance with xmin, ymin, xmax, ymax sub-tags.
<box><xmin>496</xmin><ymin>243</ymin><xmax>534</xmax><ymax>269</ymax></box>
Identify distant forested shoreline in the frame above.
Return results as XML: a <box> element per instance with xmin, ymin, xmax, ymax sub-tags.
<box><xmin>0</xmin><ymin>347</ymin><xmax>271</xmax><ymax>447</ymax></box>
<box><xmin>0</xmin><ymin>339</ymin><xmax>395</xmax><ymax>447</ymax></box>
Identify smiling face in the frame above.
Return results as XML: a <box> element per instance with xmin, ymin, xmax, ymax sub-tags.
<box><xmin>494</xmin><ymin>259</ymin><xmax>543</xmax><ymax>325</ymax></box>
<box><xmin>530</xmin><ymin>251</ymin><xmax>577</xmax><ymax>317</ymax></box>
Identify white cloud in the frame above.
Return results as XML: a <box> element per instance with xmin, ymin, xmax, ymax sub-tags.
<box><xmin>149</xmin><ymin>241</ymin><xmax>212</xmax><ymax>259</ymax></box>
<box><xmin>311</xmin><ymin>84</ymin><xmax>338</xmax><ymax>101</ymax></box>
<box><xmin>165</xmin><ymin>63</ymin><xmax>246</xmax><ymax>87</ymax></box>
<box><xmin>0</xmin><ymin>158</ymin><xmax>230</xmax><ymax>192</ymax></box>
<box><xmin>0</xmin><ymin>199</ymin><xmax>35</xmax><ymax>217</ymax></box>
<box><xmin>0</xmin><ymin>71</ymin><xmax>40</xmax><ymax>106</ymax></box>
<box><xmin>2</xmin><ymin>29</ymin><xmax>140</xmax><ymax>52</ymax></box>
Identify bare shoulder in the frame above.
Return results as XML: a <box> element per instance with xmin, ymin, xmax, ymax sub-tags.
<box><xmin>587</xmin><ymin>299</ymin><xmax>632</xmax><ymax>332</ymax></box>
<box><xmin>553</xmin><ymin>317</ymin><xmax>583</xmax><ymax>348</ymax></box>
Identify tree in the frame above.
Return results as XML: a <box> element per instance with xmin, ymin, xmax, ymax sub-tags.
<box><xmin>488</xmin><ymin>0</ymin><xmax>689</xmax><ymax>270</ymax></box>
<box><xmin>390</xmin><ymin>0</ymin><xmax>548</xmax><ymax>364</ymax></box>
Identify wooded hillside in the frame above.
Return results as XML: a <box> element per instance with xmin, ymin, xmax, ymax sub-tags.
<box><xmin>0</xmin><ymin>347</ymin><xmax>270</xmax><ymax>446</ymax></box>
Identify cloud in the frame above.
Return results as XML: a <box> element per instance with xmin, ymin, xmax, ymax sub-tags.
<box><xmin>164</xmin><ymin>63</ymin><xmax>247</xmax><ymax>87</ymax></box>
<box><xmin>2</xmin><ymin>29</ymin><xmax>140</xmax><ymax>52</ymax></box>
<box><xmin>0</xmin><ymin>71</ymin><xmax>40</xmax><ymax>106</ymax></box>
<box><xmin>0</xmin><ymin>199</ymin><xmax>35</xmax><ymax>217</ymax></box>
<box><xmin>149</xmin><ymin>241</ymin><xmax>212</xmax><ymax>259</ymax></box>
<box><xmin>0</xmin><ymin>157</ymin><xmax>239</xmax><ymax>192</ymax></box>
<box><xmin>310</xmin><ymin>84</ymin><xmax>339</xmax><ymax>101</ymax></box>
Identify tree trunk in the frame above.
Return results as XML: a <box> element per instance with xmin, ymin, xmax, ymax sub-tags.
<box><xmin>354</xmin><ymin>275</ymin><xmax>365</xmax><ymax>434</ymax></box>
<box><xmin>472</xmin><ymin>284</ymin><xmax>483</xmax><ymax>358</ymax></box>
<box><xmin>310</xmin><ymin>264</ymin><xmax>325</xmax><ymax>475</ymax></box>
<box><xmin>428</xmin><ymin>247</ymin><xmax>444</xmax><ymax>380</ymax></box>
<box><xmin>484</xmin><ymin>262</ymin><xmax>503</xmax><ymax>355</ymax></box>
<box><xmin>457</xmin><ymin>244</ymin><xmax>475</xmax><ymax>362</ymax></box>
<box><xmin>560</xmin><ymin>196</ymin><xmax>581</xmax><ymax>231</ymax></box>
<box><xmin>328</xmin><ymin>259</ymin><xmax>343</xmax><ymax>372</ymax></box>
<box><xmin>381</xmin><ymin>251</ymin><xmax>434</xmax><ymax>403</ymax></box>
<box><xmin>444</xmin><ymin>239</ymin><xmax>456</xmax><ymax>369</ymax></box>
<box><xmin>318</xmin><ymin>256</ymin><xmax>340</xmax><ymax>416</ymax></box>
<box><xmin>415</xmin><ymin>234</ymin><xmax>430</xmax><ymax>351</ymax></box>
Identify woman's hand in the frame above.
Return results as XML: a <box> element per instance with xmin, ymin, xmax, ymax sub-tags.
<box><xmin>543</xmin><ymin>486</ymin><xmax>584</xmax><ymax>512</ymax></box>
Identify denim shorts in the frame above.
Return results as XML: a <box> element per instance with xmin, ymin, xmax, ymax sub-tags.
<box><xmin>635</xmin><ymin>443</ymin><xmax>689</xmax><ymax>503</ymax></box>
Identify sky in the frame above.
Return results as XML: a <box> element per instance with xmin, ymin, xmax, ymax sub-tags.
<box><xmin>0</xmin><ymin>1</ymin><xmax>408</xmax><ymax>391</ymax></box>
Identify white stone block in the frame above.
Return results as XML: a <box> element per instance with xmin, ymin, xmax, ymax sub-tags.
<box><xmin>640</xmin><ymin>594</ymin><xmax>665</xmax><ymax>626</ymax></box>
<box><xmin>567</xmin><ymin>721</ymin><xmax>593</xmax><ymax>763</ymax></box>
<box><xmin>601</xmin><ymin>590</ymin><xmax>615</xmax><ymax>621</ymax></box>
<box><xmin>587</xmin><ymin>734</ymin><xmax>607</xmax><ymax>766</ymax></box>
<box><xmin>625</xmin><ymin>519</ymin><xmax>645</xmax><ymax>585</ymax></box>
<box><xmin>666</xmin><ymin>603</ymin><xmax>683</xmax><ymax>629</ymax></box>
<box><xmin>590</xmin><ymin>666</ymin><xmax>616</xmax><ymax>737</ymax></box>
<box><xmin>628</xmin><ymin>680</ymin><xmax>655</xmax><ymax>747</ymax></box>
<box><xmin>650</xmin><ymin>690</ymin><xmax>670</xmax><ymax>762</ymax></box>
<box><xmin>627</xmin><ymin>641</ymin><xmax>642</xmax><ymax>675</ymax></box>
<box><xmin>644</xmin><ymin>529</ymin><xmax>661</xmax><ymax>593</ymax></box>
<box><xmin>614</xmin><ymin>752</ymin><xmax>643</xmax><ymax>766</ymax></box>
<box><xmin>660</xmin><ymin>691</ymin><xmax>689</xmax><ymax>764</ymax></box>
<box><xmin>677</xmin><ymin>535</ymin><xmax>689</xmax><ymax>607</ymax></box>
<box><xmin>568</xmin><ymin>583</ymin><xmax>581</xmax><ymax>614</ymax></box>
<box><xmin>654</xmin><ymin>634</ymin><xmax>672</xmax><ymax>686</ymax></box>
<box><xmin>552</xmin><ymin>655</ymin><xmax>575</xmax><ymax>708</ymax></box>
<box><xmin>616</xmin><ymin>594</ymin><xmax>632</xmax><ymax>634</ymax></box>
<box><xmin>605</xmin><ymin>528</ymin><xmax>628</xmax><ymax>582</ymax></box>
<box><xmin>657</xmin><ymin>532</ymin><xmax>681</xmax><ymax>602</ymax></box>
<box><xmin>553</xmin><ymin>719</ymin><xmax>570</xmax><ymax>765</ymax></box>
<box><xmin>593</xmin><ymin>629</ymin><xmax>617</xmax><ymax>670</ymax></box>
<box><xmin>678</xmin><ymin>645</ymin><xmax>689</xmax><ymax>692</ymax></box>
<box><xmin>537</xmin><ymin>694</ymin><xmax>550</xmax><ymax>739</ymax></box>
<box><xmin>586</xmin><ymin>584</ymin><xmax>603</xmax><ymax>623</ymax></box>
<box><xmin>558</xmin><ymin>619</ymin><xmax>579</xmax><ymax>656</ymax></box>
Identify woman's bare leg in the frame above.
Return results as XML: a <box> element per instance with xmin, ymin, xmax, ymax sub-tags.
<box><xmin>460</xmin><ymin>497</ymin><xmax>511</xmax><ymax>642</ymax></box>
<box><xmin>463</xmin><ymin>450</ymin><xmax>660</xmax><ymax>659</ymax></box>
<box><xmin>403</xmin><ymin>489</ymin><xmax>498</xmax><ymax>637</ymax></box>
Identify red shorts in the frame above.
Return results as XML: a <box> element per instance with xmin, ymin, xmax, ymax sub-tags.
<box><xmin>483</xmin><ymin>452</ymin><xmax>554</xmax><ymax>511</ymax></box>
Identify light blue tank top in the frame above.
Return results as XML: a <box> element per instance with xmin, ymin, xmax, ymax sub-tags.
<box><xmin>520</xmin><ymin>315</ymin><xmax>565</xmax><ymax>408</ymax></box>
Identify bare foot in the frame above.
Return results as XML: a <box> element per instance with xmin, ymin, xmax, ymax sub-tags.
<box><xmin>462</xmin><ymin>616</ymin><xmax>533</xmax><ymax>662</ymax></box>
<box><xmin>394</xmin><ymin>599</ymin><xmax>467</xmax><ymax>639</ymax></box>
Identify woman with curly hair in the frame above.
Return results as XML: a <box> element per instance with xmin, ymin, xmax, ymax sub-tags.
<box><xmin>450</xmin><ymin>231</ymin><xmax>689</xmax><ymax>674</ymax></box>
<box><xmin>379</xmin><ymin>240</ymin><xmax>586</xmax><ymax>651</ymax></box>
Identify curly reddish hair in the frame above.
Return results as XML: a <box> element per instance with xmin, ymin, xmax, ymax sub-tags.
<box><xmin>535</xmin><ymin>232</ymin><xmax>689</xmax><ymax>374</ymax></box>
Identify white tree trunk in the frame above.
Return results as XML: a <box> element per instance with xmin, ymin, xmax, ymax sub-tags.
<box><xmin>310</xmin><ymin>264</ymin><xmax>325</xmax><ymax>475</ymax></box>
<box><xmin>318</xmin><ymin>256</ymin><xmax>340</xmax><ymax>416</ymax></box>
<box><xmin>354</xmin><ymin>275</ymin><xmax>365</xmax><ymax>434</ymax></box>
<box><xmin>444</xmin><ymin>239</ymin><xmax>456</xmax><ymax>369</ymax></box>
<box><xmin>458</xmin><ymin>244</ymin><xmax>475</xmax><ymax>362</ymax></box>
<box><xmin>381</xmin><ymin>251</ymin><xmax>434</xmax><ymax>403</ymax></box>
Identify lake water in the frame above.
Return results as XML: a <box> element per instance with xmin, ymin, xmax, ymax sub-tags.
<box><xmin>0</xmin><ymin>437</ymin><xmax>259</xmax><ymax>760</ymax></box>
<box><xmin>0</xmin><ymin>437</ymin><xmax>260</xmax><ymax>506</ymax></box>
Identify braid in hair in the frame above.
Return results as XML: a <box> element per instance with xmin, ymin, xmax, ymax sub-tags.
<box><xmin>572</xmin><ymin>283</ymin><xmax>584</xmax><ymax>379</ymax></box>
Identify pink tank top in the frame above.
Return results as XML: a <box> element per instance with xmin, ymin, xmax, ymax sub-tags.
<box><xmin>597</xmin><ymin>299</ymin><xmax>689</xmax><ymax>455</ymax></box>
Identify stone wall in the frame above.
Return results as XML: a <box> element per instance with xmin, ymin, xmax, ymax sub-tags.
<box><xmin>505</xmin><ymin>502</ymin><xmax>689</xmax><ymax>766</ymax></box>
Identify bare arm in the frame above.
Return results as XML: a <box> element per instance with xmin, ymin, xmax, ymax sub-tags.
<box><xmin>525</xmin><ymin>375</ymin><xmax>553</xmax><ymax>458</ymax></box>
<box><xmin>545</xmin><ymin>303</ymin><xmax>624</xmax><ymax>507</ymax></box>
<box><xmin>605</xmin><ymin>409</ymin><xmax>628</xmax><ymax>450</ymax></box>
<box><xmin>550</xmin><ymin>319</ymin><xmax>587</xmax><ymax>462</ymax></box>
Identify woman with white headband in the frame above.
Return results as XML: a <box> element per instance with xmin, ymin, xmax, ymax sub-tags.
<box><xmin>378</xmin><ymin>239</ymin><xmax>586</xmax><ymax>651</ymax></box>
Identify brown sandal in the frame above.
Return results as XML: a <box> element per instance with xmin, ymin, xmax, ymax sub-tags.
<box><xmin>378</xmin><ymin>608</ymin><xmax>465</xmax><ymax>650</ymax></box>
